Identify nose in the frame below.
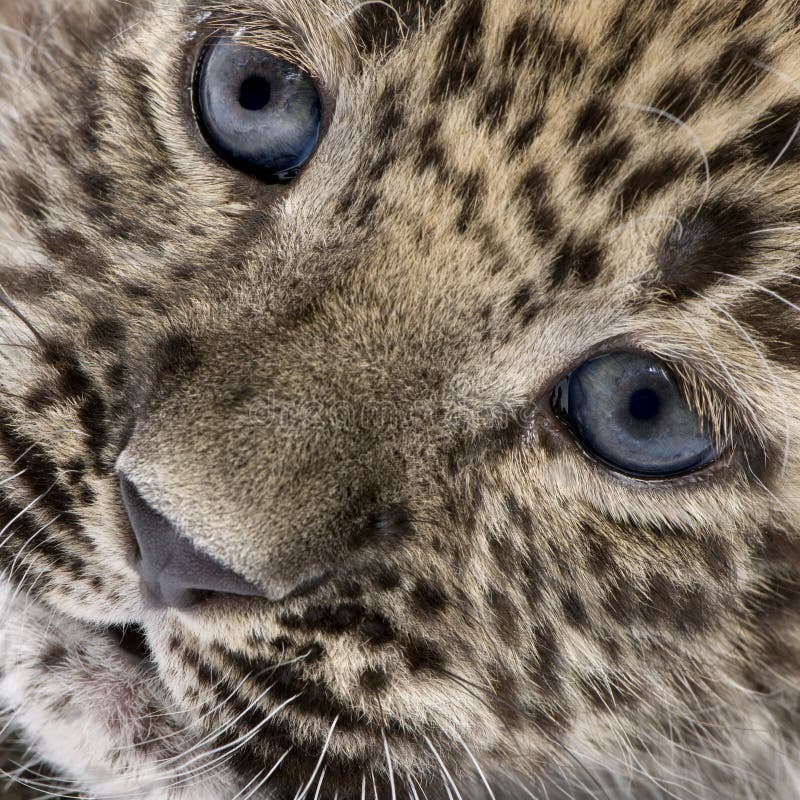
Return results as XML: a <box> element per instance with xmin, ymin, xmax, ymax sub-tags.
<box><xmin>120</xmin><ymin>476</ymin><xmax>268</xmax><ymax>609</ymax></box>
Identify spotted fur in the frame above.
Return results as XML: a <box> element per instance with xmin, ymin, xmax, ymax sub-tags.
<box><xmin>0</xmin><ymin>0</ymin><xmax>800</xmax><ymax>798</ymax></box>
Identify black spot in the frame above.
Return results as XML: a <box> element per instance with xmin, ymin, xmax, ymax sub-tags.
<box><xmin>352</xmin><ymin>0</ymin><xmax>448</xmax><ymax>55</ymax></box>
<box><xmin>430</xmin><ymin>0</ymin><xmax>485</xmax><ymax>100</ymax></box>
<box><xmin>618</xmin><ymin>153</ymin><xmax>691</xmax><ymax>213</ymax></box>
<box><xmin>40</xmin><ymin>643</ymin><xmax>68</xmax><ymax>669</ymax></box>
<box><xmin>415</xmin><ymin>118</ymin><xmax>448</xmax><ymax>177</ymax></box>
<box><xmin>641</xmin><ymin>573</ymin><xmax>710</xmax><ymax>633</ymax></box>
<box><xmin>707</xmin><ymin>39</ymin><xmax>766</xmax><ymax>99</ymax></box>
<box><xmin>549</xmin><ymin>234</ymin><xmax>604</xmax><ymax>287</ymax></box>
<box><xmin>38</xmin><ymin>228</ymin><xmax>108</xmax><ymax>278</ymax></box>
<box><xmin>371</xmin><ymin>505</ymin><xmax>414</xmax><ymax>539</ymax></box>
<box><xmin>571</xmin><ymin>97</ymin><xmax>612</xmax><ymax>142</ymax></box>
<box><xmin>0</xmin><ymin>410</ymin><xmax>77</xmax><ymax>522</ymax></box>
<box><xmin>87</xmin><ymin>316</ymin><xmax>125</xmax><ymax>349</ymax></box>
<box><xmin>501</xmin><ymin>16</ymin><xmax>530</xmax><ymax>68</ymax></box>
<box><xmin>509</xmin><ymin>282</ymin><xmax>534</xmax><ymax>317</ymax></box>
<box><xmin>698</xmin><ymin>535</ymin><xmax>734</xmax><ymax>581</ymax></box>
<box><xmin>517</xmin><ymin>165</ymin><xmax>559</xmax><ymax>240</ymax></box>
<box><xmin>404</xmin><ymin>638</ymin><xmax>445</xmax><ymax>672</ymax></box>
<box><xmin>651</xmin><ymin>74</ymin><xmax>706</xmax><ymax>121</ymax></box>
<box><xmin>655</xmin><ymin>198</ymin><xmax>760</xmax><ymax>301</ymax></box>
<box><xmin>411</xmin><ymin>580</ymin><xmax>448</xmax><ymax>614</ymax></box>
<box><xmin>561</xmin><ymin>588</ymin><xmax>589</xmax><ymax>627</ymax></box>
<box><xmin>361</xmin><ymin>612</ymin><xmax>394</xmax><ymax>646</ymax></box>
<box><xmin>585</xmin><ymin>527</ymin><xmax>615</xmax><ymax>575</ymax></box>
<box><xmin>79</xmin><ymin>483</ymin><xmax>97</xmax><ymax>505</ymax></box>
<box><xmin>488</xmin><ymin>589</ymin><xmax>519</xmax><ymax>642</ymax></box>
<box><xmin>507</xmin><ymin>114</ymin><xmax>544</xmax><ymax>155</ymax></box>
<box><xmin>79</xmin><ymin>170</ymin><xmax>113</xmax><ymax>203</ymax></box>
<box><xmin>706</xmin><ymin>138</ymin><xmax>749</xmax><ymax>174</ymax></box>
<box><xmin>456</xmin><ymin>170</ymin><xmax>483</xmax><ymax>232</ymax></box>
<box><xmin>360</xmin><ymin>666</ymin><xmax>389</xmax><ymax>693</ymax></box>
<box><xmin>732</xmin><ymin>0</ymin><xmax>763</xmax><ymax>29</ymax></box>
<box><xmin>373</xmin><ymin>82</ymin><xmax>405</xmax><ymax>141</ymax></box>
<box><xmin>374</xmin><ymin>567</ymin><xmax>401</xmax><ymax>591</ymax></box>
<box><xmin>11</xmin><ymin>172</ymin><xmax>48</xmax><ymax>222</ymax></box>
<box><xmin>476</xmin><ymin>79</ymin><xmax>515</xmax><ymax>131</ymax></box>
<box><xmin>578</xmin><ymin>134</ymin><xmax>632</xmax><ymax>192</ymax></box>
<box><xmin>526</xmin><ymin>14</ymin><xmax>585</xmax><ymax>90</ymax></box>
<box><xmin>521</xmin><ymin>551</ymin><xmax>544</xmax><ymax>609</ymax></box>
<box><xmin>505</xmin><ymin>492</ymin><xmax>534</xmax><ymax>532</ymax></box>
<box><xmin>748</xmin><ymin>100</ymin><xmax>800</xmax><ymax>167</ymax></box>
<box><xmin>25</xmin><ymin>385</ymin><xmax>57</xmax><ymax>413</ymax></box>
<box><xmin>151</xmin><ymin>332</ymin><xmax>201</xmax><ymax>385</ymax></box>
<box><xmin>601</xmin><ymin>4</ymin><xmax>677</xmax><ymax>86</ymax></box>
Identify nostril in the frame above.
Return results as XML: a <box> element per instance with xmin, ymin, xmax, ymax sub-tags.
<box><xmin>119</xmin><ymin>475</ymin><xmax>266</xmax><ymax>609</ymax></box>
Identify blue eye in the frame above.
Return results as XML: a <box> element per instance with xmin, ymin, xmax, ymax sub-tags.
<box><xmin>552</xmin><ymin>352</ymin><xmax>718</xmax><ymax>478</ymax></box>
<box><xmin>195</xmin><ymin>37</ymin><xmax>321</xmax><ymax>181</ymax></box>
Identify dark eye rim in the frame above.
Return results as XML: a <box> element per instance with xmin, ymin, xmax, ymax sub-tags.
<box><xmin>540</xmin><ymin>343</ymin><xmax>727</xmax><ymax>483</ymax></box>
<box><xmin>188</xmin><ymin>32</ymin><xmax>331</xmax><ymax>185</ymax></box>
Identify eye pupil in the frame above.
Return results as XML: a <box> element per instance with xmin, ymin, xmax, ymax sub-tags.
<box><xmin>238</xmin><ymin>75</ymin><xmax>271</xmax><ymax>111</ymax></box>
<box><xmin>628</xmin><ymin>387</ymin><xmax>661</xmax><ymax>421</ymax></box>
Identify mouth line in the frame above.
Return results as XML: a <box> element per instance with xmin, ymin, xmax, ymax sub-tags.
<box><xmin>105</xmin><ymin>622</ymin><xmax>155</xmax><ymax>664</ymax></box>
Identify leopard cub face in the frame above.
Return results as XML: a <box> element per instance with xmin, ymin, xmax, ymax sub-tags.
<box><xmin>1</xmin><ymin>1</ymin><xmax>800</xmax><ymax>798</ymax></box>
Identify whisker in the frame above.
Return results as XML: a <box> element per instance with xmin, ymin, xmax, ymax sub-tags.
<box><xmin>293</xmin><ymin>715</ymin><xmax>338</xmax><ymax>800</ymax></box>
<box><xmin>382</xmin><ymin>729</ymin><xmax>397</xmax><ymax>800</ymax></box>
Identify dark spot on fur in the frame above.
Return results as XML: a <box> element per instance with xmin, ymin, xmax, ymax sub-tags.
<box><xmin>578</xmin><ymin>134</ymin><xmax>631</xmax><ymax>192</ymax></box>
<box><xmin>411</xmin><ymin>580</ymin><xmax>448</xmax><ymax>614</ymax></box>
<box><xmin>79</xmin><ymin>170</ymin><xmax>113</xmax><ymax>203</ymax></box>
<box><xmin>87</xmin><ymin>316</ymin><xmax>125</xmax><ymax>349</ymax></box>
<box><xmin>430</xmin><ymin>0</ymin><xmax>485</xmax><ymax>100</ymax></box>
<box><xmin>374</xmin><ymin>567</ymin><xmax>401</xmax><ymax>591</ymax></box>
<box><xmin>476</xmin><ymin>79</ymin><xmax>515</xmax><ymax>130</ymax></box>
<box><xmin>656</xmin><ymin>198</ymin><xmax>760</xmax><ymax>301</ymax></box>
<box><xmin>585</xmin><ymin>526</ymin><xmax>615</xmax><ymax>575</ymax></box>
<box><xmin>571</xmin><ymin>97</ymin><xmax>612</xmax><ymax>142</ymax></box>
<box><xmin>151</xmin><ymin>332</ymin><xmax>201</xmax><ymax>385</ymax></box>
<box><xmin>38</xmin><ymin>228</ymin><xmax>108</xmax><ymax>278</ymax></box>
<box><xmin>501</xmin><ymin>15</ymin><xmax>530</xmax><ymax>68</ymax></box>
<box><xmin>489</xmin><ymin>589</ymin><xmax>519</xmax><ymax>641</ymax></box>
<box><xmin>549</xmin><ymin>234</ymin><xmax>604</xmax><ymax>287</ymax></box>
<box><xmin>11</xmin><ymin>172</ymin><xmax>48</xmax><ymax>222</ymax></box>
<box><xmin>415</xmin><ymin>117</ymin><xmax>448</xmax><ymax>176</ymax></box>
<box><xmin>507</xmin><ymin>114</ymin><xmax>543</xmax><ymax>155</ymax></box>
<box><xmin>517</xmin><ymin>165</ymin><xmax>559</xmax><ymax>240</ymax></box>
<box><xmin>361</xmin><ymin>612</ymin><xmax>394</xmax><ymax>646</ymax></box>
<box><xmin>41</xmin><ymin>643</ymin><xmax>69</xmax><ymax>670</ymax></box>
<box><xmin>618</xmin><ymin>153</ymin><xmax>691</xmax><ymax>213</ymax></box>
<box><xmin>561</xmin><ymin>588</ymin><xmax>589</xmax><ymax>627</ymax></box>
<box><xmin>456</xmin><ymin>170</ymin><xmax>483</xmax><ymax>232</ymax></box>
<box><xmin>733</xmin><ymin>278</ymin><xmax>800</xmax><ymax>368</ymax></box>
<box><xmin>404</xmin><ymin>638</ymin><xmax>445</xmax><ymax>672</ymax></box>
<box><xmin>748</xmin><ymin>100</ymin><xmax>800</xmax><ymax>167</ymax></box>
<box><xmin>360</xmin><ymin>666</ymin><xmax>389</xmax><ymax>693</ymax></box>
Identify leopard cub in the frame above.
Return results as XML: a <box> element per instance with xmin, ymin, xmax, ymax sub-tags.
<box><xmin>0</xmin><ymin>1</ymin><xmax>799</xmax><ymax>798</ymax></box>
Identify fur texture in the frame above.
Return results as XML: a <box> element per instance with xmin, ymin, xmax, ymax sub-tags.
<box><xmin>0</xmin><ymin>0</ymin><xmax>799</xmax><ymax>797</ymax></box>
